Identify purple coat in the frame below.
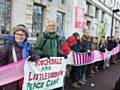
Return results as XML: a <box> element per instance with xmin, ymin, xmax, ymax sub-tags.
<box><xmin>0</xmin><ymin>42</ymin><xmax>39</xmax><ymax>90</ymax></box>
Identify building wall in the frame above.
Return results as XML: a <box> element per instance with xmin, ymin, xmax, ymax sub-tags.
<box><xmin>66</xmin><ymin>0</ymin><xmax>120</xmax><ymax>38</ymax></box>
<box><xmin>65</xmin><ymin>0</ymin><xmax>87</xmax><ymax>38</ymax></box>
<box><xmin>11</xmin><ymin>0</ymin><xmax>67</xmax><ymax>37</ymax></box>
<box><xmin>85</xmin><ymin>0</ymin><xmax>120</xmax><ymax>38</ymax></box>
<box><xmin>3</xmin><ymin>0</ymin><xmax>120</xmax><ymax>38</ymax></box>
<box><xmin>11</xmin><ymin>0</ymin><xmax>26</xmax><ymax>29</ymax></box>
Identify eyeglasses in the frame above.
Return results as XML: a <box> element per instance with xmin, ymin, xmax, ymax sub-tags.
<box><xmin>15</xmin><ymin>33</ymin><xmax>26</xmax><ymax>36</ymax></box>
<box><xmin>48</xmin><ymin>25</ymin><xmax>55</xmax><ymax>26</ymax></box>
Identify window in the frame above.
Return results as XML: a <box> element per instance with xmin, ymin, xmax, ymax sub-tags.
<box><xmin>101</xmin><ymin>11</ymin><xmax>105</xmax><ymax>22</ymax></box>
<box><xmin>0</xmin><ymin>0</ymin><xmax>11</xmax><ymax>34</ymax></box>
<box><xmin>117</xmin><ymin>2</ymin><xmax>119</xmax><ymax>9</ymax></box>
<box><xmin>95</xmin><ymin>7</ymin><xmax>99</xmax><ymax>19</ymax></box>
<box><xmin>32</xmin><ymin>4</ymin><xmax>43</xmax><ymax>37</ymax></box>
<box><xmin>56</xmin><ymin>0</ymin><xmax>64</xmax><ymax>4</ymax></box>
<box><xmin>87</xmin><ymin>3</ymin><xmax>92</xmax><ymax>16</ymax></box>
<box><xmin>87</xmin><ymin>21</ymin><xmax>91</xmax><ymax>31</ymax></box>
<box><xmin>56</xmin><ymin>11</ymin><xmax>65</xmax><ymax>37</ymax></box>
<box><xmin>99</xmin><ymin>0</ymin><xmax>105</xmax><ymax>3</ymax></box>
<box><xmin>114</xmin><ymin>0</ymin><xmax>116</xmax><ymax>7</ymax></box>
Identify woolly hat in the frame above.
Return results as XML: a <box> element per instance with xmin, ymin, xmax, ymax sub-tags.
<box><xmin>12</xmin><ymin>24</ymin><xmax>29</xmax><ymax>37</ymax></box>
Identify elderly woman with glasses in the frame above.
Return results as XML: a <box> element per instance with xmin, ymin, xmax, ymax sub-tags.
<box><xmin>0</xmin><ymin>24</ymin><xmax>40</xmax><ymax>90</ymax></box>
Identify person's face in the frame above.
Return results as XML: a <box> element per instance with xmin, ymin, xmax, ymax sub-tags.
<box><xmin>14</xmin><ymin>30</ymin><xmax>26</xmax><ymax>42</ymax></box>
<box><xmin>47</xmin><ymin>21</ymin><xmax>55</xmax><ymax>33</ymax></box>
<box><xmin>85</xmin><ymin>31</ymin><xmax>90</xmax><ymax>36</ymax></box>
<box><xmin>111</xmin><ymin>37</ymin><xmax>114</xmax><ymax>41</ymax></box>
<box><xmin>76</xmin><ymin>36</ymin><xmax>80</xmax><ymax>40</ymax></box>
<box><xmin>92</xmin><ymin>38</ymin><xmax>97</xmax><ymax>43</ymax></box>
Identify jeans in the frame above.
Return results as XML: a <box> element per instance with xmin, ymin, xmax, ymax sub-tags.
<box><xmin>70</xmin><ymin>66</ymin><xmax>80</xmax><ymax>83</ymax></box>
<box><xmin>79</xmin><ymin>65</ymin><xmax>87</xmax><ymax>81</ymax></box>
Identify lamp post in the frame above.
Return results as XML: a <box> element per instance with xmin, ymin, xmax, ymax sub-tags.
<box><xmin>111</xmin><ymin>9</ymin><xmax>120</xmax><ymax>37</ymax></box>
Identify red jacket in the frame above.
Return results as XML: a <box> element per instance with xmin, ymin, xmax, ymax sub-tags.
<box><xmin>67</xmin><ymin>36</ymin><xmax>77</xmax><ymax>47</ymax></box>
<box><xmin>59</xmin><ymin>36</ymin><xmax>77</xmax><ymax>55</ymax></box>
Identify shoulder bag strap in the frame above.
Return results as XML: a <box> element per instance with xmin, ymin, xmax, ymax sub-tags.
<box><xmin>12</xmin><ymin>46</ymin><xmax>17</xmax><ymax>62</ymax></box>
<box><xmin>40</xmin><ymin>33</ymin><xmax>47</xmax><ymax>50</ymax></box>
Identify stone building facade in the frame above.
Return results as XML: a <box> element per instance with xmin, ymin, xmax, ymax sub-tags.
<box><xmin>0</xmin><ymin>0</ymin><xmax>120</xmax><ymax>38</ymax></box>
<box><xmin>0</xmin><ymin>0</ymin><xmax>67</xmax><ymax>37</ymax></box>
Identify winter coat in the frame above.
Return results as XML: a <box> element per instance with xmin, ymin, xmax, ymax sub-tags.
<box><xmin>91</xmin><ymin>42</ymin><xmax>98</xmax><ymax>51</ymax></box>
<box><xmin>71</xmin><ymin>40</ymin><xmax>83</xmax><ymax>53</ymax></box>
<box><xmin>59</xmin><ymin>35</ymin><xmax>77</xmax><ymax>55</ymax></box>
<box><xmin>99</xmin><ymin>41</ymin><xmax>106</xmax><ymax>52</ymax></box>
<box><xmin>59</xmin><ymin>41</ymin><xmax>71</xmax><ymax>55</ymax></box>
<box><xmin>0</xmin><ymin>41</ymin><xmax>39</xmax><ymax>90</ymax></box>
<box><xmin>66</xmin><ymin>36</ymin><xmax>77</xmax><ymax>47</ymax></box>
<box><xmin>106</xmin><ymin>40</ymin><xmax>117</xmax><ymax>51</ymax></box>
<box><xmin>81</xmin><ymin>35</ymin><xmax>92</xmax><ymax>52</ymax></box>
<box><xmin>34</xmin><ymin>32</ymin><xmax>63</xmax><ymax>57</ymax></box>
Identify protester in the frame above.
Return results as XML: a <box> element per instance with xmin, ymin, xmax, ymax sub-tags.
<box><xmin>117</xmin><ymin>38</ymin><xmax>120</xmax><ymax>61</ymax></box>
<box><xmin>67</xmin><ymin>32</ymin><xmax>83</xmax><ymax>88</ymax></box>
<box><xmin>34</xmin><ymin>20</ymin><xmax>66</xmax><ymax>58</ymax></box>
<box><xmin>34</xmin><ymin>20</ymin><xmax>67</xmax><ymax>90</ymax></box>
<box><xmin>108</xmin><ymin>36</ymin><xmax>117</xmax><ymax>64</ymax></box>
<box><xmin>81</xmin><ymin>29</ymin><xmax>92</xmax><ymax>83</ymax></box>
<box><xmin>98</xmin><ymin>37</ymin><xmax>106</xmax><ymax>70</ymax></box>
<box><xmin>115</xmin><ymin>38</ymin><xmax>120</xmax><ymax>62</ymax></box>
<box><xmin>113</xmin><ymin>77</ymin><xmax>120</xmax><ymax>90</ymax></box>
<box><xmin>90</xmin><ymin>37</ymin><xmax>98</xmax><ymax>75</ymax></box>
<box><xmin>0</xmin><ymin>24</ymin><xmax>41</xmax><ymax>90</ymax></box>
<box><xmin>104</xmin><ymin>36</ymin><xmax>112</xmax><ymax>68</ymax></box>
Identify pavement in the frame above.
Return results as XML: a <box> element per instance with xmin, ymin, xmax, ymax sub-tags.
<box><xmin>64</xmin><ymin>62</ymin><xmax>120</xmax><ymax>90</ymax></box>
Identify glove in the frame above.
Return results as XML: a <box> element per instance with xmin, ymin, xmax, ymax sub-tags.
<box><xmin>87</xmin><ymin>50</ymin><xmax>91</xmax><ymax>53</ymax></box>
<box><xmin>35</xmin><ymin>50</ymin><xmax>50</xmax><ymax>59</ymax></box>
<box><xmin>58</xmin><ymin>54</ymin><xmax>67</xmax><ymax>59</ymax></box>
<box><xmin>64</xmin><ymin>55</ymin><xmax>68</xmax><ymax>59</ymax></box>
<box><xmin>28</xmin><ymin>54</ymin><xmax>40</xmax><ymax>62</ymax></box>
<box><xmin>28</xmin><ymin>56</ymin><xmax>35</xmax><ymax>62</ymax></box>
<box><xmin>39</xmin><ymin>53</ymin><xmax>50</xmax><ymax>59</ymax></box>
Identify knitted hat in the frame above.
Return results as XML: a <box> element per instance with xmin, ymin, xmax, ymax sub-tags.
<box><xmin>12</xmin><ymin>24</ymin><xmax>29</xmax><ymax>37</ymax></box>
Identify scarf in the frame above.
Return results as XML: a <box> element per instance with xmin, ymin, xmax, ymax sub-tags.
<box><xmin>17</xmin><ymin>41</ymin><xmax>32</xmax><ymax>59</ymax></box>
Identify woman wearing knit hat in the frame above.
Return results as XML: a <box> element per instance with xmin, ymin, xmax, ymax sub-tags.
<box><xmin>0</xmin><ymin>24</ymin><xmax>40</xmax><ymax>90</ymax></box>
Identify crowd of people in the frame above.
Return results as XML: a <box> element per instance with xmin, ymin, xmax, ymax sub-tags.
<box><xmin>0</xmin><ymin>20</ymin><xmax>120</xmax><ymax>90</ymax></box>
<box><xmin>65</xmin><ymin>30</ymin><xmax>120</xmax><ymax>88</ymax></box>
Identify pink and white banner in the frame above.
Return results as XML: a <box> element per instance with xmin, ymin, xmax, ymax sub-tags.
<box><xmin>0</xmin><ymin>45</ymin><xmax>120</xmax><ymax>86</ymax></box>
<box><xmin>0</xmin><ymin>59</ymin><xmax>25</xmax><ymax>86</ymax></box>
<box><xmin>72</xmin><ymin>50</ymin><xmax>104</xmax><ymax>65</ymax></box>
<box><xmin>111</xmin><ymin>45</ymin><xmax>120</xmax><ymax>55</ymax></box>
<box><xmin>69</xmin><ymin>45</ymin><xmax>120</xmax><ymax>66</ymax></box>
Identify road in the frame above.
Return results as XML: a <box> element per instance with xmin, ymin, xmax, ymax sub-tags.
<box><xmin>64</xmin><ymin>62</ymin><xmax>120</xmax><ymax>90</ymax></box>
